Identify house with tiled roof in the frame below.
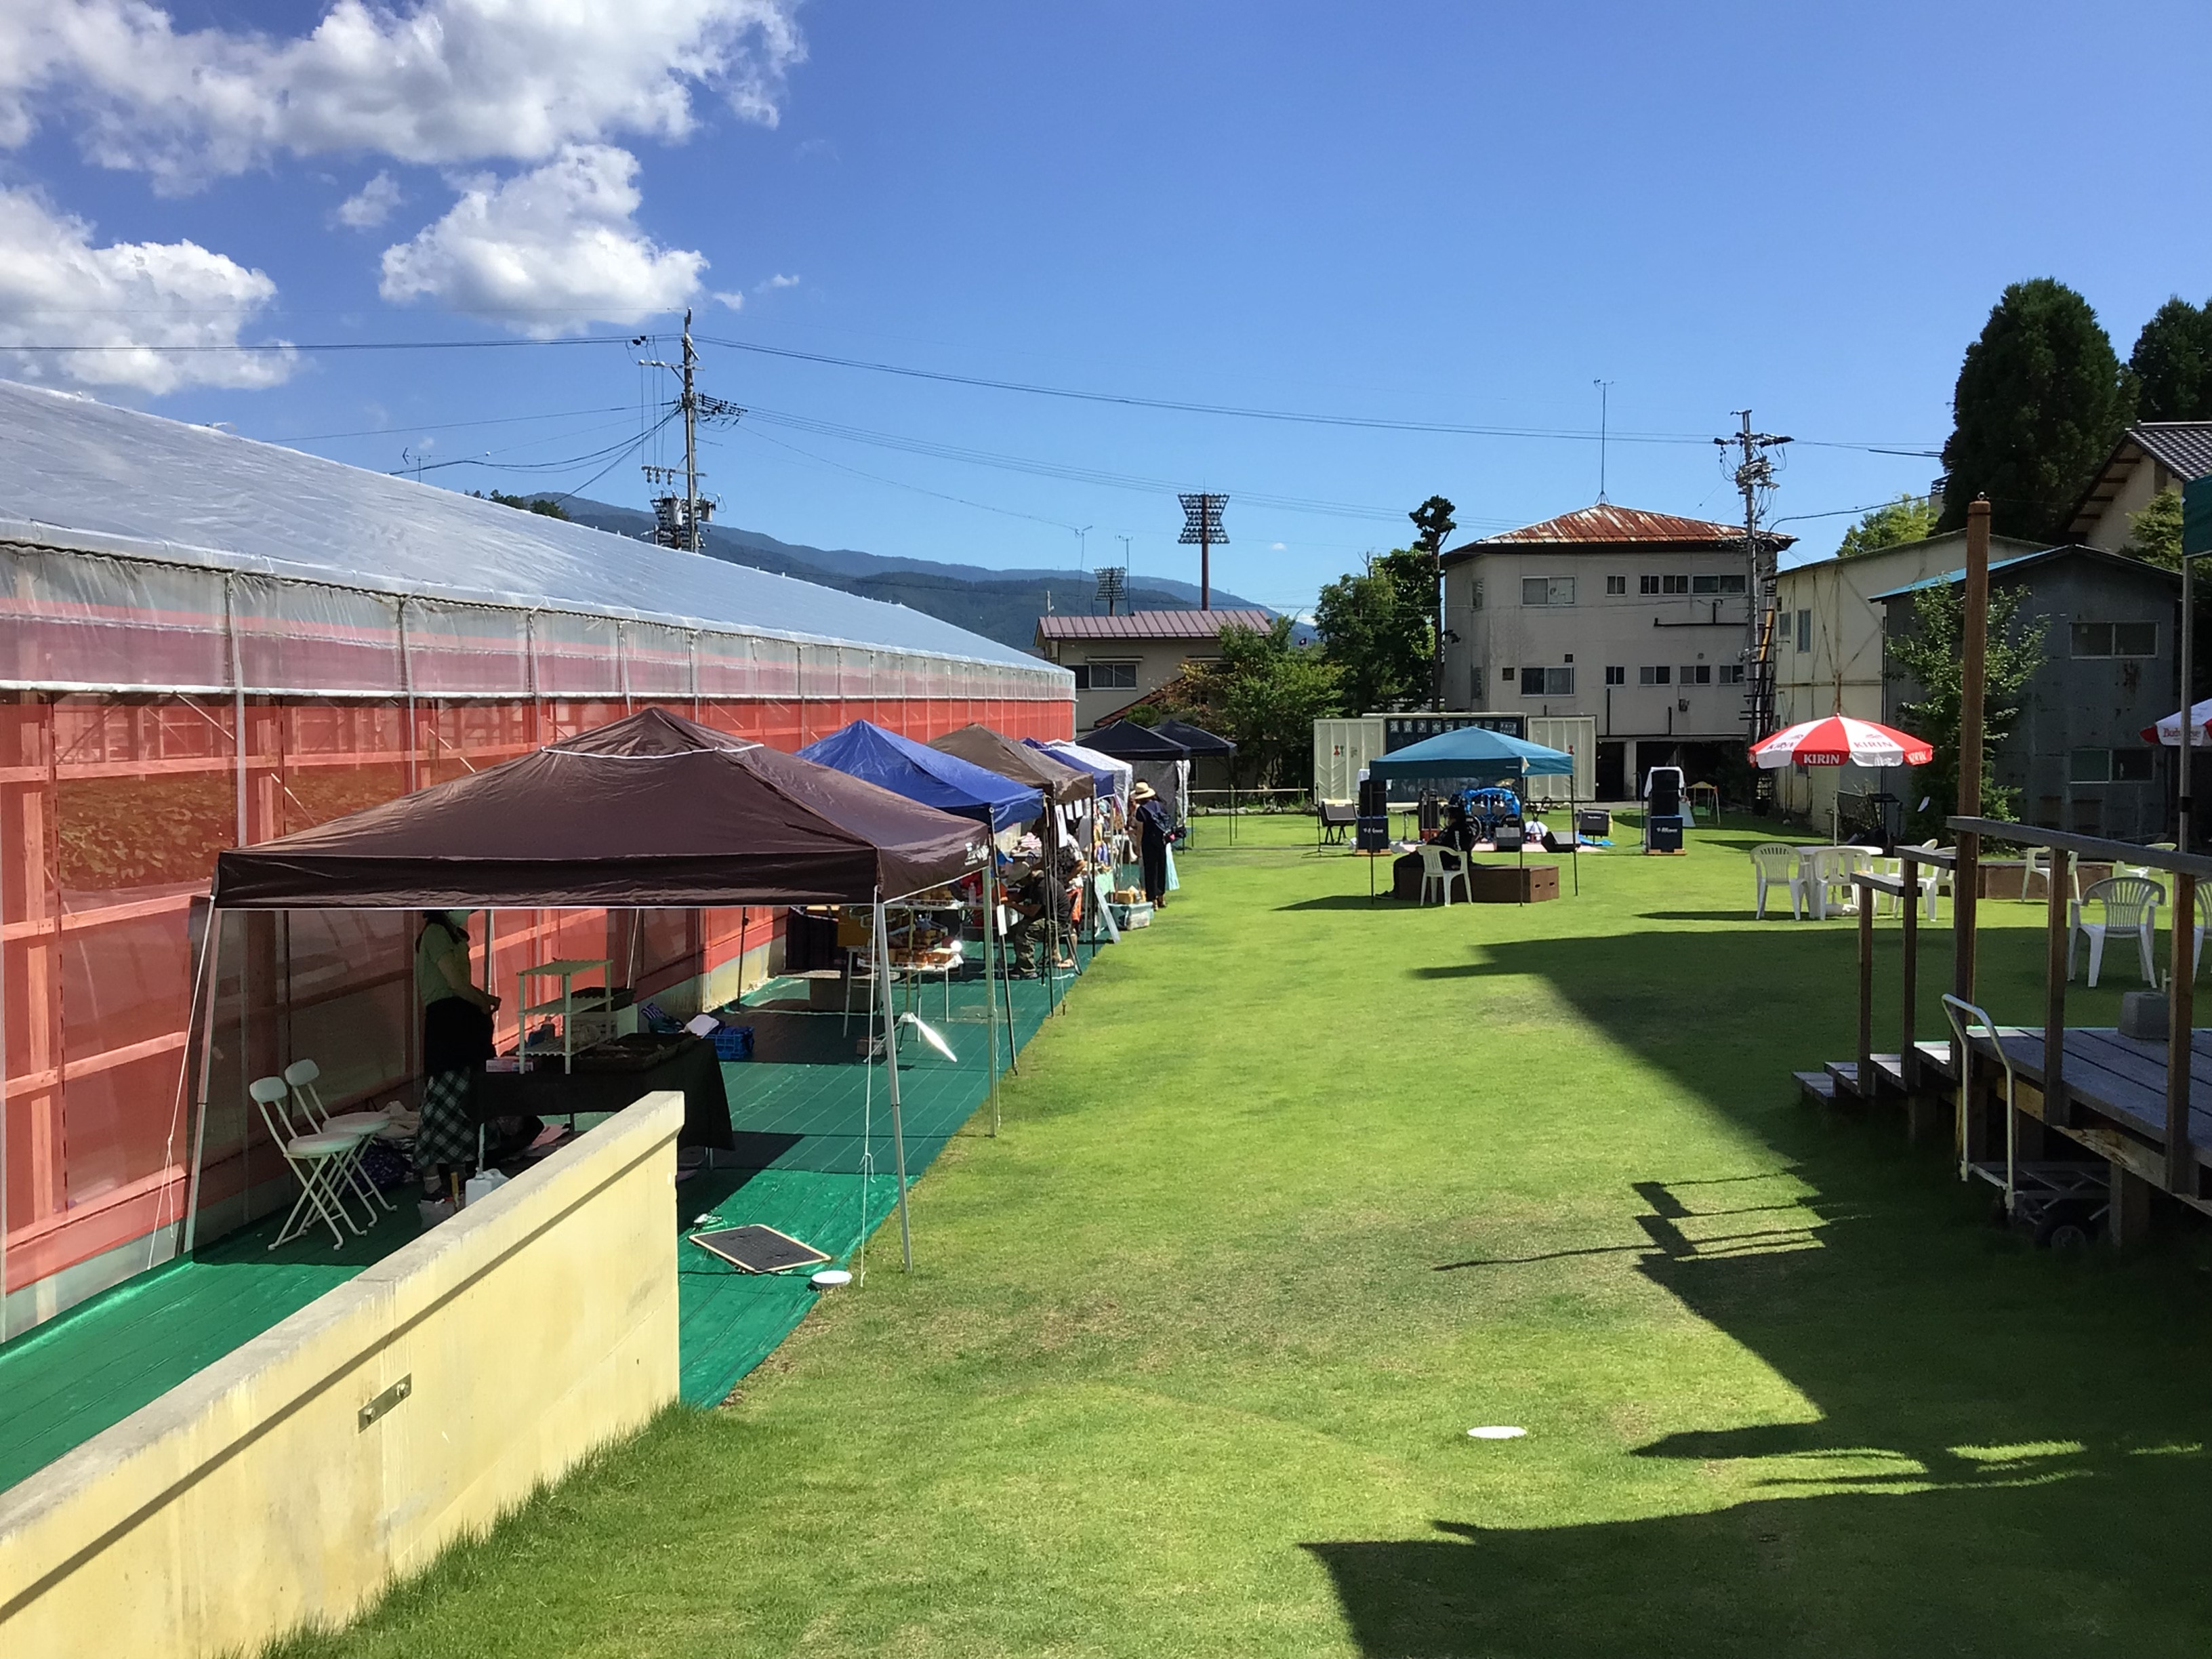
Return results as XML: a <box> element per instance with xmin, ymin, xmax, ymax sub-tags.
<box><xmin>2066</xmin><ymin>422</ymin><xmax>2212</xmax><ymax>550</ymax></box>
<box><xmin>1033</xmin><ymin>607</ymin><xmax>1273</xmax><ymax>731</ymax></box>
<box><xmin>1440</xmin><ymin>505</ymin><xmax>1793</xmax><ymax>798</ymax></box>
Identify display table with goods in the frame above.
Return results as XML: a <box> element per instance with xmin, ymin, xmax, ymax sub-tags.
<box><xmin>474</xmin><ymin>1032</ymin><xmax>736</xmax><ymax>1149</ymax></box>
<box><xmin>1390</xmin><ymin>848</ymin><xmax>1558</xmax><ymax>903</ymax></box>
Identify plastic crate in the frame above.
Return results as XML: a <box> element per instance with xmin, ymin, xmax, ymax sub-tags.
<box><xmin>1110</xmin><ymin>901</ymin><xmax>1154</xmax><ymax>930</ymax></box>
<box><xmin>711</xmin><ymin>1023</ymin><xmax>755</xmax><ymax>1061</ymax></box>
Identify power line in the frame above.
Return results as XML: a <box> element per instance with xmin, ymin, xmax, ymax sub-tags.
<box><xmin>275</xmin><ymin>404</ymin><xmax>634</xmax><ymax>443</ymax></box>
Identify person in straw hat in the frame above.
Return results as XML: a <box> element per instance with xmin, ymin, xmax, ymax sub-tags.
<box><xmin>1130</xmin><ymin>781</ymin><xmax>1170</xmax><ymax>907</ymax></box>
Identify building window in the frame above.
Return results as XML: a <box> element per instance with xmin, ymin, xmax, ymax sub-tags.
<box><xmin>2070</xmin><ymin>748</ymin><xmax>2112</xmax><ymax>784</ymax></box>
<box><xmin>1692</xmin><ymin>573</ymin><xmax>1748</xmax><ymax>595</ymax></box>
<box><xmin>1604</xmin><ymin>665</ymin><xmax>1626</xmax><ymax>685</ymax></box>
<box><xmin>1639</xmin><ymin>665</ymin><xmax>1671</xmax><ymax>687</ymax></box>
<box><xmin>1520</xmin><ymin>666</ymin><xmax>1574</xmax><ymax>695</ymax></box>
<box><xmin>1071</xmin><ymin>660</ymin><xmax>1137</xmax><ymax>691</ymax></box>
<box><xmin>1471</xmin><ymin>579</ymin><xmax>1484</xmax><ymax>611</ymax></box>
<box><xmin>1640</xmin><ymin>574</ymin><xmax>1660</xmax><ymax>595</ymax></box>
<box><xmin>1521</xmin><ymin>576</ymin><xmax>1576</xmax><ymax>607</ymax></box>
<box><xmin>2071</xmin><ymin>621</ymin><xmax>2157</xmax><ymax>658</ymax></box>
<box><xmin>1717</xmin><ymin>663</ymin><xmax>1745</xmax><ymax>684</ymax></box>
<box><xmin>1664</xmin><ymin>574</ymin><xmax>1690</xmax><ymax>594</ymax></box>
<box><xmin>1796</xmin><ymin>609</ymin><xmax>1812</xmax><ymax>651</ymax></box>
<box><xmin>1502</xmin><ymin>666</ymin><xmax>1517</xmax><ymax>682</ymax></box>
<box><xmin>1680</xmin><ymin>664</ymin><xmax>1713</xmax><ymax>685</ymax></box>
<box><xmin>2116</xmin><ymin>748</ymin><xmax>2154</xmax><ymax>781</ymax></box>
<box><xmin>1606</xmin><ymin>575</ymin><xmax>1627</xmax><ymax>596</ymax></box>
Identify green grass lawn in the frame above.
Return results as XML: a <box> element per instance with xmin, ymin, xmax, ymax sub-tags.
<box><xmin>276</xmin><ymin>816</ymin><xmax>2212</xmax><ymax>1658</ymax></box>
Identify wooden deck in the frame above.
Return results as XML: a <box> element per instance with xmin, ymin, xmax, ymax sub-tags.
<box><xmin>1964</xmin><ymin>1026</ymin><xmax>2212</xmax><ymax>1193</ymax></box>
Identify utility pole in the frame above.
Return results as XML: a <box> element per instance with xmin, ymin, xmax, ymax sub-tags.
<box><xmin>1593</xmin><ymin>380</ymin><xmax>1614</xmax><ymax>504</ymax></box>
<box><xmin>1179</xmin><ymin>493</ymin><xmax>1227</xmax><ymax>611</ymax></box>
<box><xmin>638</xmin><ymin>308</ymin><xmax>743</xmax><ymax>551</ymax></box>
<box><xmin>1714</xmin><ymin>411</ymin><xmax>1793</xmax><ymax>765</ymax></box>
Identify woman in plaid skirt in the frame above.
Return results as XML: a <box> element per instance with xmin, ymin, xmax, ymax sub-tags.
<box><xmin>416</xmin><ymin>911</ymin><xmax>499</xmax><ymax>1213</ymax></box>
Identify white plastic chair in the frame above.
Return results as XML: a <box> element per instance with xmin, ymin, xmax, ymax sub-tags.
<box><xmin>1417</xmin><ymin>844</ymin><xmax>1469</xmax><ymax>906</ymax></box>
<box><xmin>2068</xmin><ymin>876</ymin><xmax>2164</xmax><ymax>988</ymax></box>
<box><xmin>2022</xmin><ymin>846</ymin><xmax>2079</xmax><ymax>906</ymax></box>
<box><xmin>1942</xmin><ymin>994</ymin><xmax>2020</xmax><ymax>1216</ymax></box>
<box><xmin>1875</xmin><ymin>842</ymin><xmax>1944</xmax><ymax>922</ymax></box>
<box><xmin>2113</xmin><ymin>841</ymin><xmax>2175</xmax><ymax>884</ymax></box>
<box><xmin>1751</xmin><ymin>843</ymin><xmax>1809</xmax><ymax>920</ymax></box>
<box><xmin>285</xmin><ymin>1057</ymin><xmax>395</xmax><ymax>1214</ymax></box>
<box><xmin>2190</xmin><ymin>884</ymin><xmax>2210</xmax><ymax>981</ymax></box>
<box><xmin>251</xmin><ymin>1075</ymin><xmax>368</xmax><ymax>1250</ymax></box>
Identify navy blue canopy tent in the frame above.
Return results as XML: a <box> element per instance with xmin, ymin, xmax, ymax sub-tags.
<box><xmin>1367</xmin><ymin>726</ymin><xmax>1580</xmax><ymax>895</ymax></box>
<box><xmin>800</xmin><ymin>719</ymin><xmax>1038</xmax><ymax>834</ymax></box>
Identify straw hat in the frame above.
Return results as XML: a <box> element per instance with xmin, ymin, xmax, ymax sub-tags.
<box><xmin>1131</xmin><ymin>782</ymin><xmax>1157</xmax><ymax>802</ymax></box>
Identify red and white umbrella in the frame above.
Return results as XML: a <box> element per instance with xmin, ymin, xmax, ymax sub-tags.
<box><xmin>1749</xmin><ymin>714</ymin><xmax>1933</xmax><ymax>769</ymax></box>
<box><xmin>2142</xmin><ymin>697</ymin><xmax>2212</xmax><ymax>747</ymax></box>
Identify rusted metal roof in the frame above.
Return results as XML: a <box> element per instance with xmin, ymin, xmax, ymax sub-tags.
<box><xmin>1036</xmin><ymin>607</ymin><xmax>1272</xmax><ymax>642</ymax></box>
<box><xmin>2067</xmin><ymin>422</ymin><xmax>2212</xmax><ymax>537</ymax></box>
<box><xmin>1441</xmin><ymin>504</ymin><xmax>1793</xmax><ymax>564</ymax></box>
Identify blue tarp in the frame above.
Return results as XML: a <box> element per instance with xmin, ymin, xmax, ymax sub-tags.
<box><xmin>1025</xmin><ymin>737</ymin><xmax>1120</xmax><ymax>792</ymax></box>
<box><xmin>1368</xmin><ymin>726</ymin><xmax>1576</xmax><ymax>781</ymax></box>
<box><xmin>798</xmin><ymin>720</ymin><xmax>1039</xmax><ymax>833</ymax></box>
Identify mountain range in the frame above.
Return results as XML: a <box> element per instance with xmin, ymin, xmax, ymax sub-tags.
<box><xmin>541</xmin><ymin>497</ymin><xmax>1272</xmax><ymax>652</ymax></box>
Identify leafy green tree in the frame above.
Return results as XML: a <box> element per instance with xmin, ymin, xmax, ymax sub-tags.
<box><xmin>1408</xmin><ymin>495</ymin><xmax>1456</xmax><ymax>705</ymax></box>
<box><xmin>1314</xmin><ymin>548</ymin><xmax>1433</xmax><ymax>712</ymax></box>
<box><xmin>2128</xmin><ymin>296</ymin><xmax>2212</xmax><ymax>422</ymax></box>
<box><xmin>1169</xmin><ymin>617</ymin><xmax>1343</xmax><ymax>789</ymax></box>
<box><xmin>1837</xmin><ymin>493</ymin><xmax>1940</xmax><ymax>558</ymax></box>
<box><xmin>1887</xmin><ymin>581</ymin><xmax>2047</xmax><ymax>837</ymax></box>
<box><xmin>471</xmin><ymin>489</ymin><xmax>571</xmax><ymax>520</ymax></box>
<box><xmin>1938</xmin><ymin>279</ymin><xmax>2132</xmax><ymax>542</ymax></box>
<box><xmin>2122</xmin><ymin>486</ymin><xmax>2185</xmax><ymax>569</ymax></box>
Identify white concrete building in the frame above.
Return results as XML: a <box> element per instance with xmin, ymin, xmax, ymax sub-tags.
<box><xmin>2066</xmin><ymin>422</ymin><xmax>2212</xmax><ymax>550</ymax></box>
<box><xmin>1440</xmin><ymin>506</ymin><xmax>1790</xmax><ymax>798</ymax></box>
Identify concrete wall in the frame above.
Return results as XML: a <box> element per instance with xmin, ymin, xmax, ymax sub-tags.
<box><xmin>2078</xmin><ymin>453</ymin><xmax>2177</xmax><ymax>552</ymax></box>
<box><xmin>0</xmin><ymin>1091</ymin><xmax>683</xmax><ymax>1659</ymax></box>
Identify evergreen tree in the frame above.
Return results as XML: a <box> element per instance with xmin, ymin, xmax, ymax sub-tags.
<box><xmin>1938</xmin><ymin>279</ymin><xmax>2131</xmax><ymax>542</ymax></box>
<box><xmin>1314</xmin><ymin>548</ymin><xmax>1433</xmax><ymax>712</ymax></box>
<box><xmin>2122</xmin><ymin>486</ymin><xmax>2185</xmax><ymax>569</ymax></box>
<box><xmin>2128</xmin><ymin>296</ymin><xmax>2212</xmax><ymax>422</ymax></box>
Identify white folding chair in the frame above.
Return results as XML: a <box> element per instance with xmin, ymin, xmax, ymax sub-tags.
<box><xmin>1750</xmin><ymin>843</ymin><xmax>1809</xmax><ymax>920</ymax></box>
<box><xmin>2068</xmin><ymin>876</ymin><xmax>2163</xmax><ymax>989</ymax></box>
<box><xmin>1942</xmin><ymin>994</ymin><xmax>2021</xmax><ymax>1216</ymax></box>
<box><xmin>1418</xmin><ymin>844</ymin><xmax>1469</xmax><ymax>906</ymax></box>
<box><xmin>285</xmin><ymin>1057</ymin><xmax>396</xmax><ymax>1214</ymax></box>
<box><xmin>2022</xmin><ymin>846</ymin><xmax>2079</xmax><ymax>905</ymax></box>
<box><xmin>251</xmin><ymin>1075</ymin><xmax>369</xmax><ymax>1250</ymax></box>
<box><xmin>1874</xmin><ymin>842</ymin><xmax>1944</xmax><ymax>922</ymax></box>
<box><xmin>2191</xmin><ymin>884</ymin><xmax>2209</xmax><ymax>981</ymax></box>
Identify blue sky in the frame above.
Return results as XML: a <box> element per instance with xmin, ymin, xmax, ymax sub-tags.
<box><xmin>3</xmin><ymin>1</ymin><xmax>2207</xmax><ymax>611</ymax></box>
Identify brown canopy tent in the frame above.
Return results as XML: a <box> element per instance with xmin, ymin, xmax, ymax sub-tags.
<box><xmin>928</xmin><ymin>723</ymin><xmax>1094</xmax><ymax>806</ymax></box>
<box><xmin>198</xmin><ymin>709</ymin><xmax>997</xmax><ymax>1269</ymax></box>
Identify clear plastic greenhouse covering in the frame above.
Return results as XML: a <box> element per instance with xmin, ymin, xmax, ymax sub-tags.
<box><xmin>0</xmin><ymin>381</ymin><xmax>1070</xmax><ymax>1341</ymax></box>
<box><xmin>0</xmin><ymin>380</ymin><xmax>1068</xmax><ymax>705</ymax></box>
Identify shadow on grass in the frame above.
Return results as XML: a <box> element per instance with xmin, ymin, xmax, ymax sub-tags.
<box><xmin>1307</xmin><ymin>925</ymin><xmax>2212</xmax><ymax>1658</ymax></box>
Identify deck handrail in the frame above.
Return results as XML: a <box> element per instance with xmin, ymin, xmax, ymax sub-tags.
<box><xmin>1949</xmin><ymin>817</ymin><xmax>2212</xmax><ymax>881</ymax></box>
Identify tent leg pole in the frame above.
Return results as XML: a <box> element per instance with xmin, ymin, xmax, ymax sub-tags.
<box><xmin>876</xmin><ymin>901</ymin><xmax>912</xmax><ymax>1271</ymax></box>
<box><xmin>985</xmin><ymin>861</ymin><xmax>1001</xmax><ymax>1136</ymax></box>
<box><xmin>182</xmin><ymin>909</ymin><xmax>223</xmax><ymax>1256</ymax></box>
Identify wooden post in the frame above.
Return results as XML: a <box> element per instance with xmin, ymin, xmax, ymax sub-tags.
<box><xmin>1857</xmin><ymin>880</ymin><xmax>1875</xmax><ymax>1092</ymax></box>
<box><xmin>2168</xmin><ymin>869</ymin><xmax>2196</xmax><ymax>1195</ymax></box>
<box><xmin>1951</xmin><ymin>499</ymin><xmax>1991</xmax><ymax>1153</ymax></box>
<box><xmin>1899</xmin><ymin>852</ymin><xmax>1920</xmax><ymax>1092</ymax></box>
<box><xmin>2044</xmin><ymin>855</ymin><xmax>2070</xmax><ymax>1128</ymax></box>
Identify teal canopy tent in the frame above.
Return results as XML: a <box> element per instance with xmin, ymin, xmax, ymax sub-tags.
<box><xmin>1367</xmin><ymin>726</ymin><xmax>1580</xmax><ymax>895</ymax></box>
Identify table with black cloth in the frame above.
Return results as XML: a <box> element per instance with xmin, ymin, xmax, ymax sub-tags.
<box><xmin>470</xmin><ymin>1037</ymin><xmax>736</xmax><ymax>1150</ymax></box>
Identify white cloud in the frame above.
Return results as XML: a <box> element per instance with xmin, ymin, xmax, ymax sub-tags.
<box><xmin>762</xmin><ymin>272</ymin><xmax>799</xmax><ymax>289</ymax></box>
<box><xmin>380</xmin><ymin>145</ymin><xmax>703</xmax><ymax>335</ymax></box>
<box><xmin>335</xmin><ymin>169</ymin><xmax>401</xmax><ymax>228</ymax></box>
<box><xmin>1271</xmin><ymin>541</ymin><xmax>1286</xmax><ymax>550</ymax></box>
<box><xmin>0</xmin><ymin>0</ymin><xmax>805</xmax><ymax>186</ymax></box>
<box><xmin>712</xmin><ymin>289</ymin><xmax>745</xmax><ymax>310</ymax></box>
<box><xmin>0</xmin><ymin>186</ymin><xmax>291</xmax><ymax>393</ymax></box>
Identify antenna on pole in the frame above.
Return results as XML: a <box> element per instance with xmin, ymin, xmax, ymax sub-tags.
<box><xmin>637</xmin><ymin>310</ymin><xmax>743</xmax><ymax>550</ymax></box>
<box><xmin>1073</xmin><ymin>525</ymin><xmax>1092</xmax><ymax>569</ymax></box>
<box><xmin>1713</xmin><ymin>410</ymin><xmax>1793</xmax><ymax>771</ymax></box>
<box><xmin>1178</xmin><ymin>493</ymin><xmax>1227</xmax><ymax>611</ymax></box>
<box><xmin>1593</xmin><ymin>380</ymin><xmax>1614</xmax><ymax>504</ymax></box>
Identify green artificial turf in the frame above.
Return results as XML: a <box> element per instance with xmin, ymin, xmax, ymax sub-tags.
<box><xmin>272</xmin><ymin>817</ymin><xmax>2212</xmax><ymax>1658</ymax></box>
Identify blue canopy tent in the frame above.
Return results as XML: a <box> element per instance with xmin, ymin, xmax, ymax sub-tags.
<box><xmin>1368</xmin><ymin>726</ymin><xmax>1581</xmax><ymax>897</ymax></box>
<box><xmin>798</xmin><ymin>718</ymin><xmax>1040</xmax><ymax>1127</ymax></box>
<box><xmin>800</xmin><ymin>720</ymin><xmax>1039</xmax><ymax>833</ymax></box>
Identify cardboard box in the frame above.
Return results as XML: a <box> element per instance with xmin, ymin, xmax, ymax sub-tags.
<box><xmin>1465</xmin><ymin>862</ymin><xmax>1559</xmax><ymax>903</ymax></box>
